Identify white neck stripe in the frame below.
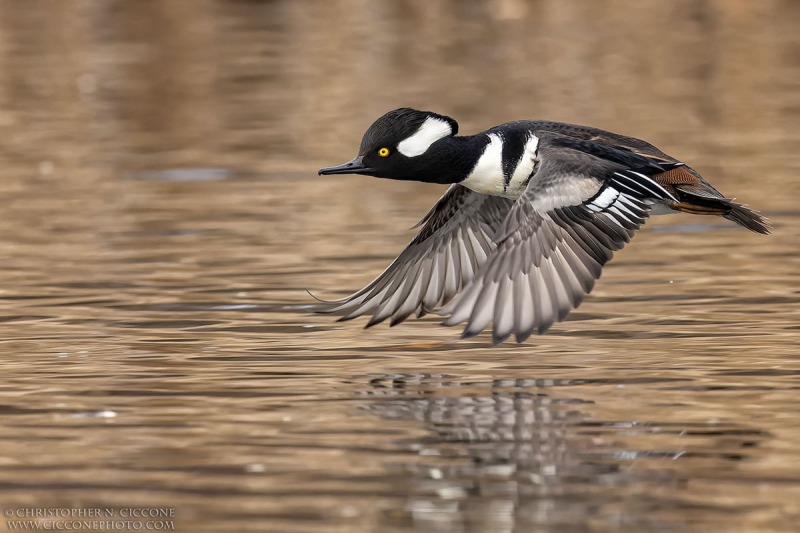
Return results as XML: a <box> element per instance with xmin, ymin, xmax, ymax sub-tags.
<box><xmin>460</xmin><ymin>133</ymin><xmax>505</xmax><ymax>196</ymax></box>
<box><xmin>505</xmin><ymin>134</ymin><xmax>539</xmax><ymax>196</ymax></box>
<box><xmin>397</xmin><ymin>117</ymin><xmax>453</xmax><ymax>157</ymax></box>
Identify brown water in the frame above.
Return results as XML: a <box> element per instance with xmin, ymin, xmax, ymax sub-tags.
<box><xmin>0</xmin><ymin>1</ymin><xmax>798</xmax><ymax>532</ymax></box>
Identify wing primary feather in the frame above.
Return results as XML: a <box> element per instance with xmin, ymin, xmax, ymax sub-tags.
<box><xmin>463</xmin><ymin>282</ymin><xmax>498</xmax><ymax>338</ymax></box>
<box><xmin>551</xmin><ymin>247</ymin><xmax>583</xmax><ymax>307</ymax></box>
<box><xmin>420</xmin><ymin>247</ymin><xmax>444</xmax><ymax>311</ymax></box>
<box><xmin>390</xmin><ymin>257</ymin><xmax>434</xmax><ymax>326</ymax></box>
<box><xmin>492</xmin><ymin>277</ymin><xmax>515</xmax><ymax>345</ymax></box>
<box><xmin>533</xmin><ymin>262</ymin><xmax>554</xmax><ymax>334</ymax></box>
<box><xmin>441</xmin><ymin>245</ymin><xmax>459</xmax><ymax>304</ymax></box>
<box><xmin>514</xmin><ymin>273</ymin><xmax>535</xmax><ymax>343</ymax></box>
<box><xmin>455</xmin><ymin>229</ymin><xmax>475</xmax><ymax>281</ymax></box>
<box><xmin>345</xmin><ymin>260</ymin><xmax>415</xmax><ymax>321</ymax></box>
<box><xmin>441</xmin><ymin>282</ymin><xmax>480</xmax><ymax>325</ymax></box>
<box><xmin>549</xmin><ymin>258</ymin><xmax>573</xmax><ymax>322</ymax></box>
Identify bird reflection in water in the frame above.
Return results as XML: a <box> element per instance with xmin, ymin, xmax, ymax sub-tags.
<box><xmin>358</xmin><ymin>374</ymin><xmax>765</xmax><ymax>532</ymax></box>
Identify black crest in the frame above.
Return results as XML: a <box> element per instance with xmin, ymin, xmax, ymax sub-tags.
<box><xmin>359</xmin><ymin>108</ymin><xmax>459</xmax><ymax>153</ymax></box>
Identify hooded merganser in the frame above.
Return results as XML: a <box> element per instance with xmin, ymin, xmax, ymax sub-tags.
<box><xmin>316</xmin><ymin>108</ymin><xmax>770</xmax><ymax>344</ymax></box>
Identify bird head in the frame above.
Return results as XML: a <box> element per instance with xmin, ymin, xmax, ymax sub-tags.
<box><xmin>319</xmin><ymin>108</ymin><xmax>459</xmax><ymax>182</ymax></box>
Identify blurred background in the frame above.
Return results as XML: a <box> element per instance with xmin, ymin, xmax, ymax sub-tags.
<box><xmin>0</xmin><ymin>1</ymin><xmax>798</xmax><ymax>532</ymax></box>
<box><xmin>3</xmin><ymin>0</ymin><xmax>798</xmax><ymax>188</ymax></box>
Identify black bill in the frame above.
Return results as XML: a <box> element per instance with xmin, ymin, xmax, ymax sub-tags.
<box><xmin>318</xmin><ymin>155</ymin><xmax>373</xmax><ymax>175</ymax></box>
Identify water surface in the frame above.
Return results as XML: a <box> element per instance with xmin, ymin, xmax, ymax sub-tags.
<box><xmin>0</xmin><ymin>1</ymin><xmax>798</xmax><ymax>532</ymax></box>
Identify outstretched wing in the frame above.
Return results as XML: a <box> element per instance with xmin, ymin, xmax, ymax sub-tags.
<box><xmin>313</xmin><ymin>185</ymin><xmax>514</xmax><ymax>327</ymax></box>
<box><xmin>441</xmin><ymin>134</ymin><xmax>679</xmax><ymax>344</ymax></box>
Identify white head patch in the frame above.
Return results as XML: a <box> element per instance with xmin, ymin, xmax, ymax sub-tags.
<box><xmin>397</xmin><ymin>117</ymin><xmax>453</xmax><ymax>157</ymax></box>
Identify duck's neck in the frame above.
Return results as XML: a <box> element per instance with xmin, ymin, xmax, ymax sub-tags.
<box><xmin>414</xmin><ymin>134</ymin><xmax>489</xmax><ymax>185</ymax></box>
<box><xmin>449</xmin><ymin>129</ymin><xmax>540</xmax><ymax>198</ymax></box>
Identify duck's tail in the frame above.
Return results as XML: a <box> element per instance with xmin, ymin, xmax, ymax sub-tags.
<box><xmin>651</xmin><ymin>165</ymin><xmax>771</xmax><ymax>235</ymax></box>
<box><xmin>723</xmin><ymin>201</ymin><xmax>772</xmax><ymax>235</ymax></box>
<box><xmin>666</xmin><ymin>186</ymin><xmax>771</xmax><ymax>235</ymax></box>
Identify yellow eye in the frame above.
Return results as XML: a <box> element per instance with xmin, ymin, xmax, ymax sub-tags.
<box><xmin>378</xmin><ymin>147</ymin><xmax>390</xmax><ymax>157</ymax></box>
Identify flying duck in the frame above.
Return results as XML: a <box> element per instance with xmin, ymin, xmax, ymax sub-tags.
<box><xmin>315</xmin><ymin>108</ymin><xmax>770</xmax><ymax>344</ymax></box>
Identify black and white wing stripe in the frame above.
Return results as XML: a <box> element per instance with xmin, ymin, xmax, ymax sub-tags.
<box><xmin>441</xmin><ymin>136</ymin><xmax>677</xmax><ymax>344</ymax></box>
<box><xmin>609</xmin><ymin>168</ymin><xmax>678</xmax><ymax>202</ymax></box>
<box><xmin>313</xmin><ymin>185</ymin><xmax>513</xmax><ymax>327</ymax></box>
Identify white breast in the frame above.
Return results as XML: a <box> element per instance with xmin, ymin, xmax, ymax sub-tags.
<box><xmin>461</xmin><ymin>133</ymin><xmax>506</xmax><ymax>196</ymax></box>
<box><xmin>461</xmin><ymin>133</ymin><xmax>541</xmax><ymax>199</ymax></box>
